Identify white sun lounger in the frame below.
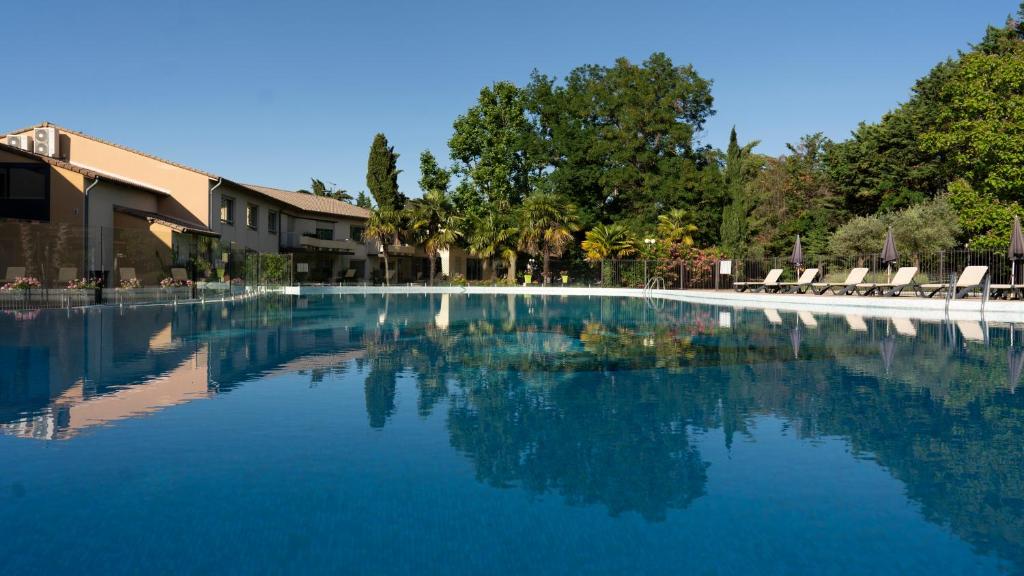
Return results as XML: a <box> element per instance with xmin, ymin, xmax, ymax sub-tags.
<box><xmin>735</xmin><ymin>269</ymin><xmax>783</xmax><ymax>293</ymax></box>
<box><xmin>918</xmin><ymin>266</ymin><xmax>989</xmax><ymax>299</ymax></box>
<box><xmin>812</xmin><ymin>268</ymin><xmax>868</xmax><ymax>295</ymax></box>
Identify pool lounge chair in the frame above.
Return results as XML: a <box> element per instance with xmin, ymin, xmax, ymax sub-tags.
<box><xmin>777</xmin><ymin>268</ymin><xmax>819</xmax><ymax>294</ymax></box>
<box><xmin>856</xmin><ymin>267</ymin><xmax>918</xmax><ymax>296</ymax></box>
<box><xmin>57</xmin><ymin>267</ymin><xmax>78</xmax><ymax>285</ymax></box>
<box><xmin>763</xmin><ymin>309</ymin><xmax>783</xmax><ymax>325</ymax></box>
<box><xmin>734</xmin><ymin>269</ymin><xmax>783</xmax><ymax>293</ymax></box>
<box><xmin>340</xmin><ymin>268</ymin><xmax>357</xmax><ymax>284</ymax></box>
<box><xmin>845</xmin><ymin>315</ymin><xmax>868</xmax><ymax>332</ymax></box>
<box><xmin>120</xmin><ymin>267</ymin><xmax>137</xmax><ymax>284</ymax></box>
<box><xmin>4</xmin><ymin>266</ymin><xmax>26</xmax><ymax>282</ymax></box>
<box><xmin>916</xmin><ymin>266</ymin><xmax>988</xmax><ymax>299</ymax></box>
<box><xmin>797</xmin><ymin>311</ymin><xmax>818</xmax><ymax>328</ymax></box>
<box><xmin>171</xmin><ymin>267</ymin><xmax>189</xmax><ymax>282</ymax></box>
<box><xmin>812</xmin><ymin>268</ymin><xmax>868</xmax><ymax>295</ymax></box>
<box><xmin>891</xmin><ymin>317</ymin><xmax>917</xmax><ymax>337</ymax></box>
<box><xmin>987</xmin><ymin>283</ymin><xmax>1021</xmax><ymax>300</ymax></box>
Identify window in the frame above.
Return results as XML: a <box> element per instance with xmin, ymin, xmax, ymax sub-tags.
<box><xmin>246</xmin><ymin>204</ymin><xmax>258</xmax><ymax>230</ymax></box>
<box><xmin>268</xmin><ymin>211</ymin><xmax>278</xmax><ymax>234</ymax></box>
<box><xmin>350</xmin><ymin>225</ymin><xmax>364</xmax><ymax>242</ymax></box>
<box><xmin>0</xmin><ymin>164</ymin><xmax>50</xmax><ymax>221</ymax></box>
<box><xmin>220</xmin><ymin>197</ymin><xmax>235</xmax><ymax>225</ymax></box>
<box><xmin>315</xmin><ymin>228</ymin><xmax>334</xmax><ymax>240</ymax></box>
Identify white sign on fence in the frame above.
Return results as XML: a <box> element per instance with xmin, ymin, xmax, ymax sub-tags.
<box><xmin>719</xmin><ymin>260</ymin><xmax>733</xmax><ymax>275</ymax></box>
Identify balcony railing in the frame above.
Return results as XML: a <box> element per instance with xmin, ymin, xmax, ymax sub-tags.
<box><xmin>282</xmin><ymin>233</ymin><xmax>372</xmax><ymax>253</ymax></box>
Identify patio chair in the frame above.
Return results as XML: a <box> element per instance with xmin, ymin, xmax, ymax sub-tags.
<box><xmin>811</xmin><ymin>268</ymin><xmax>868</xmax><ymax>295</ymax></box>
<box><xmin>856</xmin><ymin>267</ymin><xmax>918</xmax><ymax>296</ymax></box>
<box><xmin>57</xmin><ymin>267</ymin><xmax>78</xmax><ymax>285</ymax></box>
<box><xmin>4</xmin><ymin>266</ymin><xmax>26</xmax><ymax>282</ymax></box>
<box><xmin>916</xmin><ymin>266</ymin><xmax>988</xmax><ymax>299</ymax></box>
<box><xmin>777</xmin><ymin>268</ymin><xmax>819</xmax><ymax>294</ymax></box>
<box><xmin>734</xmin><ymin>269</ymin><xmax>783</xmax><ymax>293</ymax></box>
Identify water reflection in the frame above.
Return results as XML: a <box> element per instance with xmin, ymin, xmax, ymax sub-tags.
<box><xmin>1</xmin><ymin>295</ymin><xmax>1023</xmax><ymax>569</ymax></box>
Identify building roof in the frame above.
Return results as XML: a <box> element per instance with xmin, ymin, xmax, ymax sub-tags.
<box><xmin>7</xmin><ymin>122</ymin><xmax>219</xmax><ymax>179</ymax></box>
<box><xmin>113</xmin><ymin>205</ymin><xmax>219</xmax><ymax>237</ymax></box>
<box><xmin>0</xmin><ymin>142</ymin><xmax>170</xmax><ymax>197</ymax></box>
<box><xmin>243</xmin><ymin>184</ymin><xmax>371</xmax><ymax>220</ymax></box>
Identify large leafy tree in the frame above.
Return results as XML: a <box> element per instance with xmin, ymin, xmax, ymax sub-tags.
<box><xmin>307</xmin><ymin>178</ymin><xmax>353</xmax><ymax>202</ymax></box>
<box><xmin>366</xmin><ymin>133</ymin><xmax>405</xmax><ymax>211</ymax></box>
<box><xmin>526</xmin><ymin>52</ymin><xmax>716</xmax><ymax>231</ymax></box>
<box><xmin>519</xmin><ymin>191</ymin><xmax>580</xmax><ymax>283</ymax></box>
<box><xmin>449</xmin><ymin>82</ymin><xmax>540</xmax><ymax>219</ymax></box>
<box><xmin>748</xmin><ymin>134</ymin><xmax>844</xmax><ymax>257</ymax></box>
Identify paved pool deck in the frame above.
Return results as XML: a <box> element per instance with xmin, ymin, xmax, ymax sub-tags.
<box><xmin>283</xmin><ymin>285</ymin><xmax>1023</xmax><ymax>323</ymax></box>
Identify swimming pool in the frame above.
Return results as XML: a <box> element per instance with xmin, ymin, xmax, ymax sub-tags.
<box><xmin>1</xmin><ymin>294</ymin><xmax>1021</xmax><ymax>574</ymax></box>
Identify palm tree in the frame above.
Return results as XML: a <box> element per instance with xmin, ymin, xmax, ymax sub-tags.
<box><xmin>581</xmin><ymin>223</ymin><xmax>636</xmax><ymax>262</ymax></box>
<box><xmin>519</xmin><ymin>192</ymin><xmax>580</xmax><ymax>284</ymax></box>
<box><xmin>468</xmin><ymin>212</ymin><xmax>518</xmax><ymax>282</ymax></box>
<box><xmin>656</xmin><ymin>208</ymin><xmax>698</xmax><ymax>247</ymax></box>
<box><xmin>366</xmin><ymin>205</ymin><xmax>401</xmax><ymax>285</ymax></box>
<box><xmin>407</xmin><ymin>189</ymin><xmax>462</xmax><ymax>285</ymax></box>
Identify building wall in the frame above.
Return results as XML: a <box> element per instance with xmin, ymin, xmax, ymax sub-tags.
<box><xmin>12</xmin><ymin>129</ymin><xmax>212</xmax><ymax>226</ymax></box>
<box><xmin>0</xmin><ymin>151</ymin><xmax>85</xmax><ymax>227</ymax></box>
<box><xmin>211</xmin><ymin>182</ymin><xmax>282</xmax><ymax>254</ymax></box>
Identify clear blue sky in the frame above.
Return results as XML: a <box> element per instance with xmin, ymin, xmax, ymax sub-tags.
<box><xmin>1</xmin><ymin>0</ymin><xmax>1015</xmax><ymax>197</ymax></box>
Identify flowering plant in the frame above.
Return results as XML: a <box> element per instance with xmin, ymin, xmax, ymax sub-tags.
<box><xmin>160</xmin><ymin>277</ymin><xmax>192</xmax><ymax>288</ymax></box>
<box><xmin>120</xmin><ymin>278</ymin><xmax>142</xmax><ymax>289</ymax></box>
<box><xmin>67</xmin><ymin>277</ymin><xmax>101</xmax><ymax>289</ymax></box>
<box><xmin>3</xmin><ymin>276</ymin><xmax>42</xmax><ymax>290</ymax></box>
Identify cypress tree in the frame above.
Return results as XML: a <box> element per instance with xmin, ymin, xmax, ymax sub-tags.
<box><xmin>366</xmin><ymin>133</ymin><xmax>404</xmax><ymax>211</ymax></box>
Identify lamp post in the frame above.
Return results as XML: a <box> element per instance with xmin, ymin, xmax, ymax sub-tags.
<box><xmin>643</xmin><ymin>238</ymin><xmax>656</xmax><ymax>285</ymax></box>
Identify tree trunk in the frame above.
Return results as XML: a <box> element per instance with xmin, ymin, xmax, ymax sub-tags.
<box><xmin>428</xmin><ymin>251</ymin><xmax>437</xmax><ymax>286</ymax></box>
<box><xmin>482</xmin><ymin>257</ymin><xmax>491</xmax><ymax>282</ymax></box>
<box><xmin>506</xmin><ymin>253</ymin><xmax>517</xmax><ymax>282</ymax></box>
<box><xmin>543</xmin><ymin>250</ymin><xmax>551</xmax><ymax>285</ymax></box>
<box><xmin>382</xmin><ymin>248</ymin><xmax>390</xmax><ymax>286</ymax></box>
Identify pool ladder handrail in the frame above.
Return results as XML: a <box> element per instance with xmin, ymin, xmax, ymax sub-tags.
<box><xmin>644</xmin><ymin>276</ymin><xmax>666</xmax><ymax>309</ymax></box>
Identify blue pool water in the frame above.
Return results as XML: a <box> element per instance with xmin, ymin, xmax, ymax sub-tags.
<box><xmin>0</xmin><ymin>294</ymin><xmax>1022</xmax><ymax>574</ymax></box>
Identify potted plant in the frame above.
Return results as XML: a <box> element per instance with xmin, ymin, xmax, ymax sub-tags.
<box><xmin>67</xmin><ymin>277</ymin><xmax>103</xmax><ymax>304</ymax></box>
<box><xmin>120</xmin><ymin>278</ymin><xmax>142</xmax><ymax>289</ymax></box>
<box><xmin>523</xmin><ymin>272</ymin><xmax>532</xmax><ymax>285</ymax></box>
<box><xmin>2</xmin><ymin>276</ymin><xmax>42</xmax><ymax>303</ymax></box>
<box><xmin>560</xmin><ymin>270</ymin><xmax>569</xmax><ymax>285</ymax></box>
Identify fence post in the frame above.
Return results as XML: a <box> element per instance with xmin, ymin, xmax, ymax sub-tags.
<box><xmin>644</xmin><ymin>260</ymin><xmax>648</xmax><ymax>287</ymax></box>
<box><xmin>680</xmin><ymin>261</ymin><xmax>684</xmax><ymax>290</ymax></box>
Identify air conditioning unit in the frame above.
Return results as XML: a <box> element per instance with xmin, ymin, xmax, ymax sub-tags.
<box><xmin>5</xmin><ymin>134</ymin><xmax>32</xmax><ymax>151</ymax></box>
<box><xmin>32</xmin><ymin>127</ymin><xmax>59</xmax><ymax>157</ymax></box>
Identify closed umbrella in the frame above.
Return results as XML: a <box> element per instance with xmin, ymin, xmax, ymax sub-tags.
<box><xmin>789</xmin><ymin>235</ymin><xmax>804</xmax><ymax>272</ymax></box>
<box><xmin>881</xmin><ymin>226</ymin><xmax>899</xmax><ymax>284</ymax></box>
<box><xmin>790</xmin><ymin>325</ymin><xmax>802</xmax><ymax>360</ymax></box>
<box><xmin>1008</xmin><ymin>216</ymin><xmax>1024</xmax><ymax>296</ymax></box>
<box><xmin>880</xmin><ymin>335</ymin><xmax>897</xmax><ymax>375</ymax></box>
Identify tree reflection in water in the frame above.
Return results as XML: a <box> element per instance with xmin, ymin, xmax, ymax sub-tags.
<box><xmin>354</xmin><ymin>294</ymin><xmax>1024</xmax><ymax>566</ymax></box>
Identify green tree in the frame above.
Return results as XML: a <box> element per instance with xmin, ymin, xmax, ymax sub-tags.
<box><xmin>419</xmin><ymin>151</ymin><xmax>450</xmax><ymax>195</ymax></box>
<box><xmin>467</xmin><ymin>212</ymin><xmax>519</xmax><ymax>281</ymax></box>
<box><xmin>945</xmin><ymin>179</ymin><xmax>1024</xmax><ymax>250</ymax></box>
<box><xmin>919</xmin><ymin>36</ymin><xmax>1024</xmax><ymax>201</ymax></box>
<box><xmin>892</xmin><ymin>196</ymin><xmax>960</xmax><ymax>264</ymax></box>
<box><xmin>525</xmin><ymin>53</ymin><xmax>716</xmax><ymax>232</ymax></box>
<box><xmin>365</xmin><ymin>206</ymin><xmax>402</xmax><ymax>285</ymax></box>
<box><xmin>828</xmin><ymin>214</ymin><xmax>889</xmax><ymax>263</ymax></box>
<box><xmin>519</xmin><ymin>191</ymin><xmax>580</xmax><ymax>283</ymax></box>
<box><xmin>581</xmin><ymin>223</ymin><xmax>636</xmax><ymax>262</ymax></box>
<box><xmin>407</xmin><ymin>189</ymin><xmax>462</xmax><ymax>285</ymax></box>
<box><xmin>719</xmin><ymin>127</ymin><xmax>762</xmax><ymax>256</ymax></box>
<box><xmin>355</xmin><ymin>191</ymin><xmax>373</xmax><ymax>209</ymax></box>
<box><xmin>366</xmin><ymin>133</ymin><xmax>405</xmax><ymax>211</ymax></box>
<box><xmin>308</xmin><ymin>178</ymin><xmax>353</xmax><ymax>202</ymax></box>
<box><xmin>449</xmin><ymin>82</ymin><xmax>540</xmax><ymax>219</ymax></box>
<box><xmin>748</xmin><ymin>134</ymin><xmax>844</xmax><ymax>257</ymax></box>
